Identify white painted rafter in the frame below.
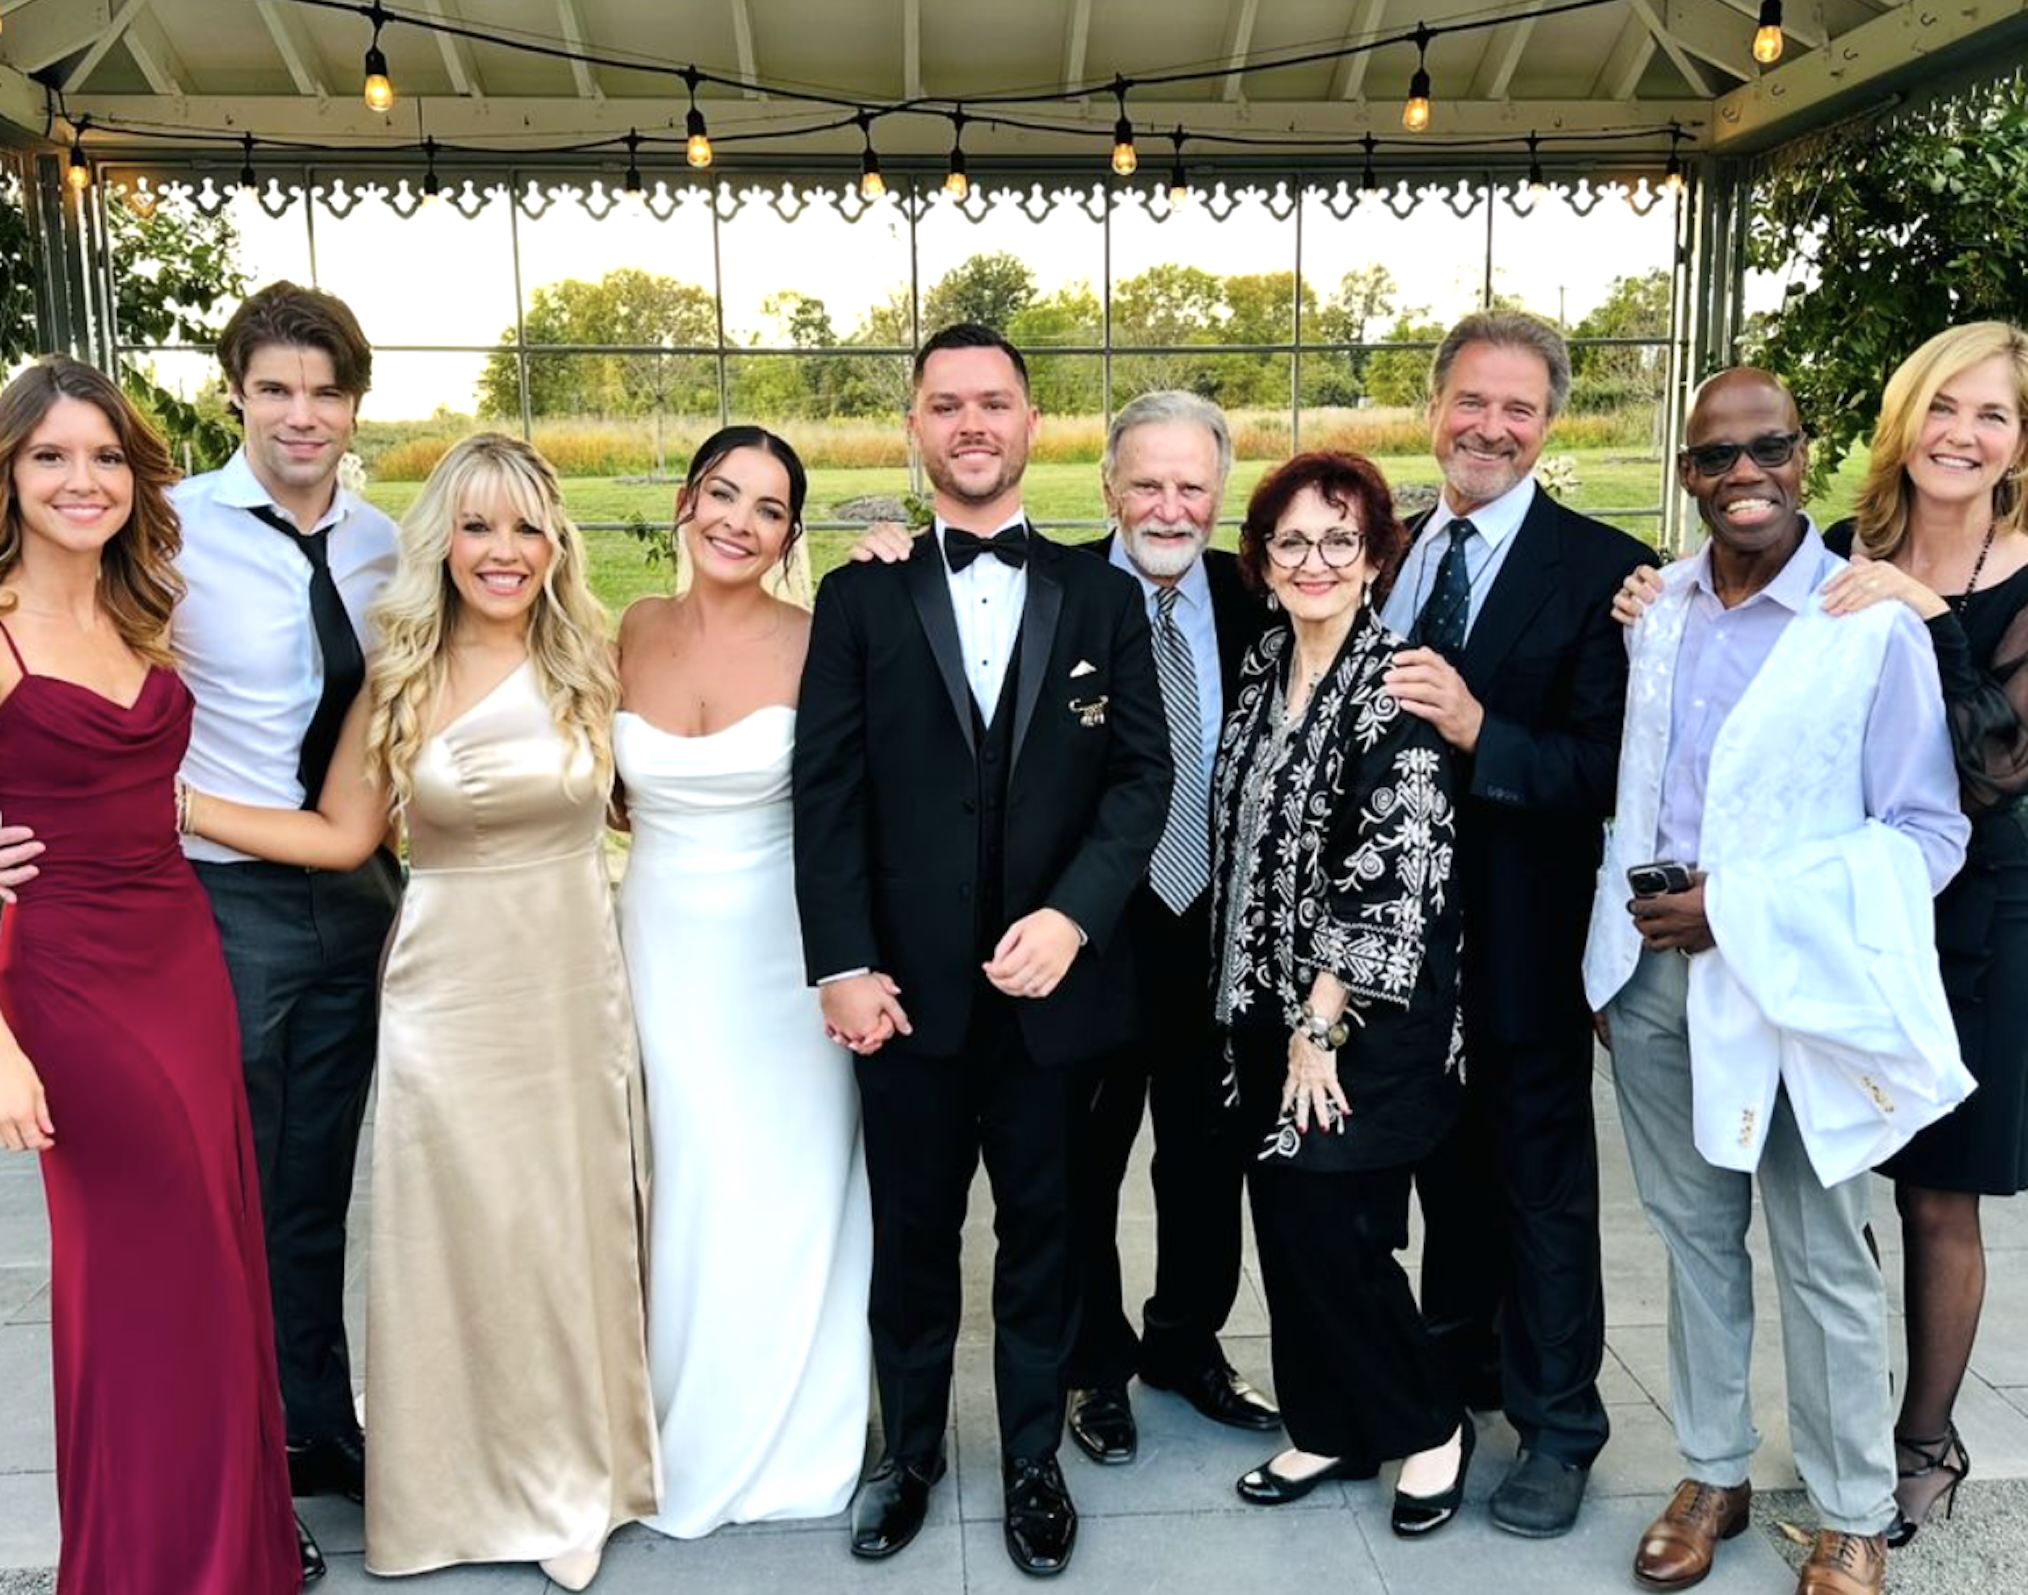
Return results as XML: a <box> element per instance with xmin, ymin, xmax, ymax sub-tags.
<box><xmin>416</xmin><ymin>0</ymin><xmax>485</xmax><ymax>101</ymax></box>
<box><xmin>1328</xmin><ymin>0</ymin><xmax>1389</xmax><ymax>102</ymax></box>
<box><xmin>124</xmin><ymin>6</ymin><xmax>189</xmax><ymax>97</ymax></box>
<box><xmin>903</xmin><ymin>0</ymin><xmax>922</xmax><ymax>98</ymax></box>
<box><xmin>729</xmin><ymin>0</ymin><xmax>763</xmax><ymax>99</ymax></box>
<box><xmin>253</xmin><ymin>0</ymin><xmax>328</xmax><ymax>99</ymax></box>
<box><xmin>552</xmin><ymin>0</ymin><xmax>601</xmax><ymax>100</ymax></box>
<box><xmin>1220</xmin><ymin>0</ymin><xmax>1260</xmax><ymax>102</ymax></box>
<box><xmin>60</xmin><ymin>0</ymin><xmax>148</xmax><ymax>91</ymax></box>
<box><xmin>1628</xmin><ymin>0</ymin><xmax>1717</xmax><ymax>98</ymax></box>
<box><xmin>1063</xmin><ymin>0</ymin><xmax>1091</xmax><ymax>94</ymax></box>
<box><xmin>1467</xmin><ymin>16</ymin><xmax>1535</xmax><ymax>100</ymax></box>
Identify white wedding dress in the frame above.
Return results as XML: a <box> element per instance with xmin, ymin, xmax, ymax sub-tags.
<box><xmin>615</xmin><ymin>706</ymin><xmax>873</xmax><ymax>1538</ymax></box>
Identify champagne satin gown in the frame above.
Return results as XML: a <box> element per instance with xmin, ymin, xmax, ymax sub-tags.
<box><xmin>362</xmin><ymin>660</ymin><xmax>660</xmax><ymax>1573</ymax></box>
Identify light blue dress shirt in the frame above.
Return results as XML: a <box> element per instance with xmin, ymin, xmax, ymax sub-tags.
<box><xmin>1380</xmin><ymin>475</ymin><xmax>1537</xmax><ymax>644</ymax></box>
<box><xmin>1108</xmin><ymin>536</ymin><xmax>1222</xmax><ymax>787</ymax></box>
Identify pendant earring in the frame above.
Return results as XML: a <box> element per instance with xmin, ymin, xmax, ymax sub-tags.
<box><xmin>1266</xmin><ymin>591</ymin><xmax>1281</xmax><ymax>612</ymax></box>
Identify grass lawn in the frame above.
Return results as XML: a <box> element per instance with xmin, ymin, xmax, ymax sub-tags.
<box><xmin>361</xmin><ymin>450</ymin><xmax>1870</xmax><ymax>616</ymax></box>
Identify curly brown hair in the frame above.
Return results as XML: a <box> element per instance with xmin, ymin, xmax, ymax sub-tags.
<box><xmin>0</xmin><ymin>357</ymin><xmax>184</xmax><ymax>668</ymax></box>
<box><xmin>1237</xmin><ymin>449</ymin><xmax>1407</xmax><ymax>603</ymax></box>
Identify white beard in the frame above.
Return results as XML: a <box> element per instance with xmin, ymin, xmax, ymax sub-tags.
<box><xmin>1121</xmin><ymin>521</ymin><xmax>1210</xmax><ymax>581</ymax></box>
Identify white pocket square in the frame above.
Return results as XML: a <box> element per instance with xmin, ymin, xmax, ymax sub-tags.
<box><xmin>1070</xmin><ymin>659</ymin><xmax>1099</xmax><ymax>678</ymax></box>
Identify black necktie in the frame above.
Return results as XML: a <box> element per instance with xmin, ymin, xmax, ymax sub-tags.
<box><xmin>943</xmin><ymin>525</ymin><xmax>1029</xmax><ymax>573</ymax></box>
<box><xmin>250</xmin><ymin>504</ymin><xmax>365</xmax><ymax>808</ymax></box>
<box><xmin>1412</xmin><ymin>518</ymin><xmax>1476</xmax><ymax>661</ymax></box>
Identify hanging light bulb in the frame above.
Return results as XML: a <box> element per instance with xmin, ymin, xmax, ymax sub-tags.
<box><xmin>683</xmin><ymin>67</ymin><xmax>713</xmax><ymax>169</ymax></box>
<box><xmin>1525</xmin><ymin>132</ymin><xmax>1547</xmax><ymax>200</ymax></box>
<box><xmin>1166</xmin><ymin>128</ymin><xmax>1189</xmax><ymax>206</ymax></box>
<box><xmin>1358</xmin><ymin>132</ymin><xmax>1380</xmax><ymax>199</ymax></box>
<box><xmin>362</xmin><ymin>3</ymin><xmax>395</xmax><ymax>112</ymax></box>
<box><xmin>237</xmin><ymin>132</ymin><xmax>259</xmax><ymax>198</ymax></box>
<box><xmin>621</xmin><ymin>129</ymin><xmax>644</xmax><ymax>200</ymax></box>
<box><xmin>857</xmin><ymin>113</ymin><xmax>885</xmax><ymax>200</ymax></box>
<box><xmin>1110</xmin><ymin>77</ymin><xmax>1137</xmax><ymax>176</ymax></box>
<box><xmin>66</xmin><ymin>123</ymin><xmax>90</xmax><ymax>194</ymax></box>
<box><xmin>944</xmin><ymin>109</ymin><xmax>970</xmax><ymax>200</ymax></box>
<box><xmin>1662</xmin><ymin>124</ymin><xmax>1686</xmax><ymax>195</ymax></box>
<box><xmin>1402</xmin><ymin>24</ymin><xmax>1433</xmax><ymax>133</ymax></box>
<box><xmin>420</xmin><ymin>135</ymin><xmax>442</xmax><ymax>207</ymax></box>
<box><xmin>1753</xmin><ymin>0</ymin><xmax>1784</xmax><ymax>64</ymax></box>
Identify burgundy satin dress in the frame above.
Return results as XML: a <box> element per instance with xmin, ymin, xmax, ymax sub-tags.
<box><xmin>0</xmin><ymin>622</ymin><xmax>297</xmax><ymax>1595</ymax></box>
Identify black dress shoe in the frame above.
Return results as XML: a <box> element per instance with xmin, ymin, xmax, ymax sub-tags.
<box><xmin>1489</xmin><ymin>1447</ymin><xmax>1588</xmax><ymax>1538</ymax></box>
<box><xmin>287</xmin><ymin>1430</ymin><xmax>366</xmax><ymax>1503</ymax></box>
<box><xmin>1236</xmin><ymin>1452</ymin><xmax>1369</xmax><ymax>1505</ymax></box>
<box><xmin>1003</xmin><ymin>1455</ymin><xmax>1077</xmax><ymax>1577</ymax></box>
<box><xmin>1391</xmin><ymin>1418</ymin><xmax>1477</xmax><ymax>1538</ymax></box>
<box><xmin>849</xmin><ymin>1454</ymin><xmax>945</xmax><ymax>1560</ymax></box>
<box><xmin>1140</xmin><ymin>1361</ymin><xmax>1281</xmax><ymax>1431</ymax></box>
<box><xmin>1067</xmin><ymin>1385</ymin><xmax>1137</xmax><ymax>1465</ymax></box>
<box><xmin>295</xmin><ymin>1513</ymin><xmax>327</xmax><ymax>1584</ymax></box>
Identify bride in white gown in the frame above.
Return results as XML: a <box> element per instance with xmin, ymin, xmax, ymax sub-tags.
<box><xmin>615</xmin><ymin>427</ymin><xmax>871</xmax><ymax>1538</ymax></box>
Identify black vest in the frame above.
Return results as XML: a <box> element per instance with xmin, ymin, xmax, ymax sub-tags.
<box><xmin>969</xmin><ymin>633</ymin><xmax>1022</xmax><ymax>960</ymax></box>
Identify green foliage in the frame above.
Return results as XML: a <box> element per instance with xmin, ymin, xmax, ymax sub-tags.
<box><xmin>477</xmin><ymin>268</ymin><xmax>719</xmax><ymax>419</ymax></box>
<box><xmin>922</xmin><ymin>251</ymin><xmax>1037</xmax><ymax>331</ymax></box>
<box><xmin>1362</xmin><ymin>317</ymin><xmax>1447</xmax><ymax>408</ymax></box>
<box><xmin>107</xmin><ymin>200</ymin><xmax>249</xmax><ymax>346</ymax></box>
<box><xmin>1744</xmin><ymin>76</ymin><xmax>2028</xmax><ymax>493</ymax></box>
<box><xmin>0</xmin><ymin>169</ymin><xmax>40</xmax><ymax>368</ymax></box>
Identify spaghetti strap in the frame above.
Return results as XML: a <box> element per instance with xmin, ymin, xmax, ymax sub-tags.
<box><xmin>0</xmin><ymin>619</ymin><xmax>26</xmax><ymax>675</ymax></box>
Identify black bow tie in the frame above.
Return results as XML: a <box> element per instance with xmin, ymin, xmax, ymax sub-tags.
<box><xmin>944</xmin><ymin>525</ymin><xmax>1029</xmax><ymax>573</ymax></box>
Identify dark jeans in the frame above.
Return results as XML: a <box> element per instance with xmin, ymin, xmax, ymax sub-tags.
<box><xmin>194</xmin><ymin>851</ymin><xmax>400</xmax><ymax>1443</ymax></box>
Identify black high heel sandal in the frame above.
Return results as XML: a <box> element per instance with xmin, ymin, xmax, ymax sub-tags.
<box><xmin>1886</xmin><ymin>1425</ymin><xmax>1970</xmax><ymax>1548</ymax></box>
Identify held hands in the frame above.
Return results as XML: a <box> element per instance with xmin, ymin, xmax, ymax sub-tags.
<box><xmin>1383</xmin><ymin>647</ymin><xmax>1485</xmax><ymax>752</ymax></box>
<box><xmin>845</xmin><ymin>521</ymin><xmax>916</xmax><ymax>565</ymax></box>
<box><xmin>1626</xmin><ymin>874</ymin><xmax>1715</xmax><ymax>954</ymax></box>
<box><xmin>0</xmin><ymin>1047</ymin><xmax>54</xmax><ymax>1152</ymax></box>
<box><xmin>1282</xmin><ymin>1033</ymin><xmax>1350</xmax><ymax>1134</ymax></box>
<box><xmin>1819</xmin><ymin>553</ymin><xmax>1950</xmax><ymax>621</ymax></box>
<box><xmin>1611</xmin><ymin>565</ymin><xmax>1665</xmax><ymax>628</ymax></box>
<box><xmin>0</xmin><ymin>809</ymin><xmax>43</xmax><ymax>905</ymax></box>
<box><xmin>983</xmin><ymin>908</ymin><xmax>1081</xmax><ymax>999</ymax></box>
<box><xmin>820</xmin><ymin>972</ymin><xmax>912</xmax><ymax>1057</ymax></box>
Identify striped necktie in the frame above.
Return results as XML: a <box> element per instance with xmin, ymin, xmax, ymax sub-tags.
<box><xmin>1148</xmin><ymin>586</ymin><xmax>1210</xmax><ymax>913</ymax></box>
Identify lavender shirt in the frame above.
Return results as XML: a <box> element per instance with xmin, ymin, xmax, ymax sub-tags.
<box><xmin>1653</xmin><ymin>524</ymin><xmax>1965</xmax><ymax>891</ymax></box>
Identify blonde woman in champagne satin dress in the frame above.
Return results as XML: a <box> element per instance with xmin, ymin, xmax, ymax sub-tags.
<box><xmin>185</xmin><ymin>435</ymin><xmax>658</xmax><ymax>1591</ymax></box>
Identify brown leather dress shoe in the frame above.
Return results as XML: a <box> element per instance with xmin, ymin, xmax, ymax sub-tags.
<box><xmin>1633</xmin><ymin>1479</ymin><xmax>1753</xmax><ymax>1590</ymax></box>
<box><xmin>1795</xmin><ymin>1529</ymin><xmax>1886</xmax><ymax>1595</ymax></box>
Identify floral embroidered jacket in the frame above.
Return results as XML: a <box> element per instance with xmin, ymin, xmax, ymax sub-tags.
<box><xmin>1209</xmin><ymin>605</ymin><xmax>1465</xmax><ymax>1172</ymax></box>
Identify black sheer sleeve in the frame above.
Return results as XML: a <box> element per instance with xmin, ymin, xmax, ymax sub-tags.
<box><xmin>1929</xmin><ymin>595</ymin><xmax>2028</xmax><ymax>814</ymax></box>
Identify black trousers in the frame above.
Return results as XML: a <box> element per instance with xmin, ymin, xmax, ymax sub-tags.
<box><xmin>194</xmin><ymin>852</ymin><xmax>400</xmax><ymax>1444</ymax></box>
<box><xmin>1068</xmin><ymin>887</ymin><xmax>1245</xmax><ymax>1387</ymax></box>
<box><xmin>854</xmin><ymin>988</ymin><xmax>1094</xmax><ymax>1466</ymax></box>
<box><xmin>1415</xmin><ymin>1012</ymin><xmax>1610</xmax><ymax>1468</ymax></box>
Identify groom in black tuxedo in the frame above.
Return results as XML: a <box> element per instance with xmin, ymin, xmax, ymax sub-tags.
<box><xmin>793</xmin><ymin>324</ymin><xmax>1170</xmax><ymax>1577</ymax></box>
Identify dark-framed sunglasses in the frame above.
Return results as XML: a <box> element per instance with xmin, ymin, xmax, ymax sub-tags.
<box><xmin>1678</xmin><ymin>430</ymin><xmax>1804</xmax><ymax>478</ymax></box>
<box><xmin>1265</xmin><ymin>530</ymin><xmax>1365</xmax><ymax>570</ymax></box>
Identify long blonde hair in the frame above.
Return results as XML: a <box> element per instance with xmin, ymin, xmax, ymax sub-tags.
<box><xmin>0</xmin><ymin>357</ymin><xmax>184</xmax><ymax>667</ymax></box>
<box><xmin>1852</xmin><ymin>320</ymin><xmax>2028</xmax><ymax>560</ymax></box>
<box><xmin>364</xmin><ymin>433</ymin><xmax>617</xmax><ymax>806</ymax></box>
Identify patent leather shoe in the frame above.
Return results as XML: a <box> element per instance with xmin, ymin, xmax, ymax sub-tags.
<box><xmin>295</xmin><ymin>1514</ymin><xmax>326</xmax><ymax>1584</ymax></box>
<box><xmin>849</xmin><ymin>1453</ymin><xmax>944</xmax><ymax>1560</ymax></box>
<box><xmin>1140</xmin><ymin>1360</ymin><xmax>1281</xmax><ymax>1431</ymax></box>
<box><xmin>288</xmin><ymin>1429</ymin><xmax>366</xmax><ymax>1503</ymax></box>
<box><xmin>1067</xmin><ymin>1385</ymin><xmax>1137</xmax><ymax>1465</ymax></box>
<box><xmin>1003</xmin><ymin>1455</ymin><xmax>1077</xmax><ymax>1576</ymax></box>
<box><xmin>1391</xmin><ymin>1418</ymin><xmax>1477</xmax><ymax>1538</ymax></box>
<box><xmin>1236</xmin><ymin>1450</ymin><xmax>1369</xmax><ymax>1505</ymax></box>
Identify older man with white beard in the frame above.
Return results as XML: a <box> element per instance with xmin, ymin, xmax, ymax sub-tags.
<box><xmin>849</xmin><ymin>391</ymin><xmax>1278</xmax><ymax>1463</ymax></box>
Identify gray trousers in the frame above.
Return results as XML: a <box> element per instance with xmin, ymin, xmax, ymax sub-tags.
<box><xmin>1608</xmin><ymin>948</ymin><xmax>1896</xmax><ymax>1534</ymax></box>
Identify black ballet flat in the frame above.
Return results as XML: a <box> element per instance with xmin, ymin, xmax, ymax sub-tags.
<box><xmin>1236</xmin><ymin>1452</ymin><xmax>1370</xmax><ymax>1505</ymax></box>
<box><xmin>1391</xmin><ymin>1418</ymin><xmax>1477</xmax><ymax>1538</ymax></box>
<box><xmin>295</xmin><ymin>1513</ymin><xmax>327</xmax><ymax>1584</ymax></box>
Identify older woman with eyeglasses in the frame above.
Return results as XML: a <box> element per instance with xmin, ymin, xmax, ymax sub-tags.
<box><xmin>1209</xmin><ymin>450</ymin><xmax>1473</xmax><ymax>1536</ymax></box>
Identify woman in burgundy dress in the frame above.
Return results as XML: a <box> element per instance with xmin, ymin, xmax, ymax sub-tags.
<box><xmin>0</xmin><ymin>356</ymin><xmax>302</xmax><ymax>1594</ymax></box>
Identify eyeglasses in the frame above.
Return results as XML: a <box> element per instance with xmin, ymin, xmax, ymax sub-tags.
<box><xmin>1265</xmin><ymin>530</ymin><xmax>1364</xmax><ymax>570</ymax></box>
<box><xmin>1678</xmin><ymin>430</ymin><xmax>1804</xmax><ymax>478</ymax></box>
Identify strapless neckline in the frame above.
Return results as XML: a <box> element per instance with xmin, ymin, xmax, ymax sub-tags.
<box><xmin>616</xmin><ymin>704</ymin><xmax>794</xmax><ymax>743</ymax></box>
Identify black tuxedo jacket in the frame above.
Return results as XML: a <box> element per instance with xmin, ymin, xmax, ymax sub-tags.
<box><xmin>1430</xmin><ymin>492</ymin><xmax>1658</xmax><ymax>1039</ymax></box>
<box><xmin>1082</xmin><ymin>537</ymin><xmax>1269</xmax><ymax>719</ymax></box>
<box><xmin>793</xmin><ymin>527</ymin><xmax>1173</xmax><ymax>1065</ymax></box>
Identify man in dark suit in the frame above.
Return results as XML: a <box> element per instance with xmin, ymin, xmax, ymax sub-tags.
<box><xmin>1379</xmin><ymin>311</ymin><xmax>1658</xmax><ymax>1538</ymax></box>
<box><xmin>793</xmin><ymin>324</ymin><xmax>1171</xmax><ymax>1578</ymax></box>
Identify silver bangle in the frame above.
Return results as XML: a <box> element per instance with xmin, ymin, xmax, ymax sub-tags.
<box><xmin>1287</xmin><ymin>1001</ymin><xmax>1349</xmax><ymax>1051</ymax></box>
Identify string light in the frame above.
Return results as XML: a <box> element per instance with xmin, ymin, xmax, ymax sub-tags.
<box><xmin>1402</xmin><ymin>24</ymin><xmax>1433</xmax><ymax>133</ymax></box>
<box><xmin>1753</xmin><ymin>0</ymin><xmax>1784</xmax><ymax>64</ymax></box>
<box><xmin>943</xmin><ymin>108</ymin><xmax>970</xmax><ymax>199</ymax></box>
<box><xmin>683</xmin><ymin>67</ymin><xmax>713</xmax><ymax>169</ymax></box>
<box><xmin>1525</xmin><ymin>131</ymin><xmax>1547</xmax><ymax>198</ymax></box>
<box><xmin>1358</xmin><ymin>132</ymin><xmax>1380</xmax><ymax>198</ymax></box>
<box><xmin>420</xmin><ymin>135</ymin><xmax>441</xmax><ymax>205</ymax></box>
<box><xmin>362</xmin><ymin>1</ymin><xmax>395</xmax><ymax>112</ymax></box>
<box><xmin>66</xmin><ymin>120</ymin><xmax>90</xmax><ymax>193</ymax></box>
<box><xmin>621</xmin><ymin>128</ymin><xmax>643</xmax><ymax>198</ymax></box>
<box><xmin>1662</xmin><ymin>123</ymin><xmax>1686</xmax><ymax>194</ymax></box>
<box><xmin>1110</xmin><ymin>77</ymin><xmax>1138</xmax><ymax>176</ymax></box>
<box><xmin>1166</xmin><ymin>127</ymin><xmax>1189</xmax><ymax>206</ymax></box>
<box><xmin>857</xmin><ymin>112</ymin><xmax>885</xmax><ymax>200</ymax></box>
<box><xmin>237</xmin><ymin>132</ymin><xmax>258</xmax><ymax>196</ymax></box>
